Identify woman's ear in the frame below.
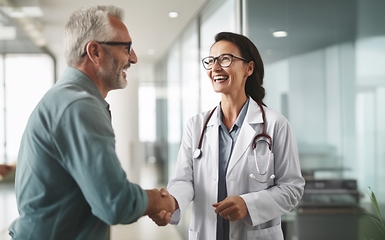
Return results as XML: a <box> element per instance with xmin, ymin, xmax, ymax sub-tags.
<box><xmin>246</xmin><ymin>61</ymin><xmax>255</xmax><ymax>77</ymax></box>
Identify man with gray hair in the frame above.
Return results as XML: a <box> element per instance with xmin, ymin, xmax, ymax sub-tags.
<box><xmin>8</xmin><ymin>5</ymin><xmax>175</xmax><ymax>240</ymax></box>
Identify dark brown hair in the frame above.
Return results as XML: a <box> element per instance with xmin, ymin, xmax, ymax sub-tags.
<box><xmin>214</xmin><ymin>32</ymin><xmax>266</xmax><ymax>105</ymax></box>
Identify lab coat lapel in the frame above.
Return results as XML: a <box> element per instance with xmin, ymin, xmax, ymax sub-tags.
<box><xmin>227</xmin><ymin>99</ymin><xmax>263</xmax><ymax>174</ymax></box>
<box><xmin>206</xmin><ymin>107</ymin><xmax>219</xmax><ymax>177</ymax></box>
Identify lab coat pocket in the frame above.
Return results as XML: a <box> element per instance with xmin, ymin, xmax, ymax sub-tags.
<box><xmin>247</xmin><ymin>223</ymin><xmax>283</xmax><ymax>240</ymax></box>
<box><xmin>247</xmin><ymin>154</ymin><xmax>274</xmax><ymax>192</ymax></box>
<box><xmin>188</xmin><ymin>228</ymin><xmax>199</xmax><ymax>240</ymax></box>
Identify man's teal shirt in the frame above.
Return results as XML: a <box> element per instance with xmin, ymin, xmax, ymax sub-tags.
<box><xmin>9</xmin><ymin>67</ymin><xmax>148</xmax><ymax>240</ymax></box>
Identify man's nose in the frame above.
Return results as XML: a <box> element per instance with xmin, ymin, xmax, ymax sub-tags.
<box><xmin>129</xmin><ymin>48</ymin><xmax>138</xmax><ymax>64</ymax></box>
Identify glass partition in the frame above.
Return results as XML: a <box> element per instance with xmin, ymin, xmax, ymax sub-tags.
<box><xmin>199</xmin><ymin>0</ymin><xmax>237</xmax><ymax>111</ymax></box>
<box><xmin>166</xmin><ymin>42</ymin><xmax>182</xmax><ymax>181</ymax></box>
<box><xmin>0</xmin><ymin>56</ymin><xmax>4</xmax><ymax>162</ymax></box>
<box><xmin>0</xmin><ymin>54</ymin><xmax>53</xmax><ymax>164</ymax></box>
<box><xmin>181</xmin><ymin>20</ymin><xmax>200</xmax><ymax>126</ymax></box>
<box><xmin>246</xmin><ymin>1</ymin><xmax>385</xmax><ymax>238</ymax></box>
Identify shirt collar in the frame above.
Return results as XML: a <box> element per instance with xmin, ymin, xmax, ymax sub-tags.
<box><xmin>218</xmin><ymin>98</ymin><xmax>250</xmax><ymax>130</ymax></box>
<box><xmin>58</xmin><ymin>67</ymin><xmax>109</xmax><ymax>109</ymax></box>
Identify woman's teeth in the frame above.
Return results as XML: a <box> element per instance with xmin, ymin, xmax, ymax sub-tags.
<box><xmin>214</xmin><ymin>76</ymin><xmax>228</xmax><ymax>81</ymax></box>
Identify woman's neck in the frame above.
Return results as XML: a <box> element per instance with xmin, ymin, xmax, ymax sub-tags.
<box><xmin>220</xmin><ymin>94</ymin><xmax>248</xmax><ymax>130</ymax></box>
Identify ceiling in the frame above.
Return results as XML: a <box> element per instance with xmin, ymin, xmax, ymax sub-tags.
<box><xmin>247</xmin><ymin>0</ymin><xmax>356</xmax><ymax>64</ymax></box>
<box><xmin>1</xmin><ymin>0</ymin><xmax>373</xmax><ymax>70</ymax></box>
<box><xmin>0</xmin><ymin>0</ymin><xmax>208</xmax><ymax>65</ymax></box>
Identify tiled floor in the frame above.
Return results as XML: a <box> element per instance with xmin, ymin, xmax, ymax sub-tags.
<box><xmin>0</xmin><ymin>163</ymin><xmax>183</xmax><ymax>240</ymax></box>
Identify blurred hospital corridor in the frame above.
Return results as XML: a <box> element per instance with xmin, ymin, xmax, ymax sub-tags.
<box><xmin>1</xmin><ymin>0</ymin><xmax>385</xmax><ymax>239</ymax></box>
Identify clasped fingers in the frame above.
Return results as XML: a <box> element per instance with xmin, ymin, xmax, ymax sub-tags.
<box><xmin>149</xmin><ymin>210</ymin><xmax>171</xmax><ymax>226</ymax></box>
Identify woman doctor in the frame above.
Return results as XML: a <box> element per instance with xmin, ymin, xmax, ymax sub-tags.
<box><xmin>150</xmin><ymin>32</ymin><xmax>305</xmax><ymax>240</ymax></box>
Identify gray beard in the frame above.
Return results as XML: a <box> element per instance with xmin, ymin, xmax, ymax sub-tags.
<box><xmin>97</xmin><ymin>51</ymin><xmax>127</xmax><ymax>90</ymax></box>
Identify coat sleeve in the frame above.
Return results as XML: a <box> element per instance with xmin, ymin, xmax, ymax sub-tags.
<box><xmin>240</xmin><ymin>117</ymin><xmax>305</xmax><ymax>226</ymax></box>
<box><xmin>167</xmin><ymin>117</ymin><xmax>197</xmax><ymax>224</ymax></box>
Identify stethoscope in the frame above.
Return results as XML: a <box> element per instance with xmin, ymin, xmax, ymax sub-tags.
<box><xmin>193</xmin><ymin>102</ymin><xmax>275</xmax><ymax>183</ymax></box>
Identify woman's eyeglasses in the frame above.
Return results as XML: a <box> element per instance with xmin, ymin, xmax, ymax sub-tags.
<box><xmin>201</xmin><ymin>54</ymin><xmax>248</xmax><ymax>70</ymax></box>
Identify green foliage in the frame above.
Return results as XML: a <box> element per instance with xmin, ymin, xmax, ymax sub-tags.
<box><xmin>363</xmin><ymin>187</ymin><xmax>385</xmax><ymax>240</ymax></box>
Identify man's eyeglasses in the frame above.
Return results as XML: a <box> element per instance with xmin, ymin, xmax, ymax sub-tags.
<box><xmin>201</xmin><ymin>54</ymin><xmax>249</xmax><ymax>70</ymax></box>
<box><xmin>81</xmin><ymin>41</ymin><xmax>132</xmax><ymax>57</ymax></box>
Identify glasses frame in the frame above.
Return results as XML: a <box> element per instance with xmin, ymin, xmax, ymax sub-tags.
<box><xmin>201</xmin><ymin>53</ymin><xmax>249</xmax><ymax>70</ymax></box>
<box><xmin>81</xmin><ymin>41</ymin><xmax>132</xmax><ymax>57</ymax></box>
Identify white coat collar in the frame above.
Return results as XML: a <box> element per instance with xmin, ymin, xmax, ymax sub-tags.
<box><xmin>206</xmin><ymin>97</ymin><xmax>264</xmax><ymax>125</ymax></box>
<box><xmin>203</xmin><ymin>97</ymin><xmax>265</xmax><ymax>175</ymax></box>
<box><xmin>228</xmin><ymin>98</ymin><xmax>264</xmax><ymax>174</ymax></box>
<box><xmin>201</xmin><ymin>106</ymin><xmax>219</xmax><ymax>179</ymax></box>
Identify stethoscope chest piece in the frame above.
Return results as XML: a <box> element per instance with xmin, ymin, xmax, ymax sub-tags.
<box><xmin>193</xmin><ymin>106</ymin><xmax>217</xmax><ymax>160</ymax></box>
<box><xmin>193</xmin><ymin>149</ymin><xmax>202</xmax><ymax>159</ymax></box>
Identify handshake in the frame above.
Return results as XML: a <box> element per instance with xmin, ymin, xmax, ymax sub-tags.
<box><xmin>144</xmin><ymin>188</ymin><xmax>178</xmax><ymax>226</ymax></box>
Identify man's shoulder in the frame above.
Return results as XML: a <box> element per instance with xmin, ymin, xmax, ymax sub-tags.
<box><xmin>52</xmin><ymin>81</ymin><xmax>93</xmax><ymax>100</ymax></box>
<box><xmin>34</xmin><ymin>80</ymin><xmax>100</xmax><ymax>123</ymax></box>
<box><xmin>51</xmin><ymin>67</ymin><xmax>100</xmax><ymax>102</ymax></box>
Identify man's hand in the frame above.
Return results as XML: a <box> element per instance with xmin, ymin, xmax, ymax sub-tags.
<box><xmin>0</xmin><ymin>164</ymin><xmax>13</xmax><ymax>177</ymax></box>
<box><xmin>212</xmin><ymin>196</ymin><xmax>248</xmax><ymax>221</ymax></box>
<box><xmin>149</xmin><ymin>210</ymin><xmax>171</xmax><ymax>226</ymax></box>
<box><xmin>148</xmin><ymin>188</ymin><xmax>179</xmax><ymax>226</ymax></box>
<box><xmin>143</xmin><ymin>188</ymin><xmax>176</xmax><ymax>217</ymax></box>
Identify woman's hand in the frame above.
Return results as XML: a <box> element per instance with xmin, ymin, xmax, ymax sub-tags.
<box><xmin>212</xmin><ymin>196</ymin><xmax>248</xmax><ymax>221</ymax></box>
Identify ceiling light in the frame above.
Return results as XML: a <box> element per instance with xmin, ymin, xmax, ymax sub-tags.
<box><xmin>168</xmin><ymin>11</ymin><xmax>179</xmax><ymax>18</ymax></box>
<box><xmin>0</xmin><ymin>6</ymin><xmax>44</xmax><ymax>18</ymax></box>
<box><xmin>272</xmin><ymin>31</ymin><xmax>288</xmax><ymax>38</ymax></box>
<box><xmin>22</xmin><ymin>7</ymin><xmax>44</xmax><ymax>18</ymax></box>
<box><xmin>0</xmin><ymin>25</ymin><xmax>17</xmax><ymax>40</ymax></box>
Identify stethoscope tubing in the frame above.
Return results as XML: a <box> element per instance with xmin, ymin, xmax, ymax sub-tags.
<box><xmin>193</xmin><ymin>106</ymin><xmax>217</xmax><ymax>159</ymax></box>
<box><xmin>193</xmin><ymin>101</ymin><xmax>275</xmax><ymax>183</ymax></box>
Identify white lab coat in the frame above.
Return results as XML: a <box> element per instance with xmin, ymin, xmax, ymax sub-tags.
<box><xmin>168</xmin><ymin>98</ymin><xmax>305</xmax><ymax>240</ymax></box>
